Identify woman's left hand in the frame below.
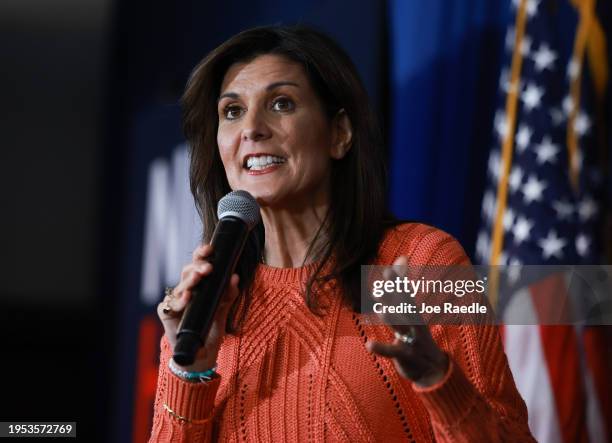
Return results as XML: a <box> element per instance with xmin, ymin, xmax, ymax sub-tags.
<box><xmin>365</xmin><ymin>256</ymin><xmax>450</xmax><ymax>388</ymax></box>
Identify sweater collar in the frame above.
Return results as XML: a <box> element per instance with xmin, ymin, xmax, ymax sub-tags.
<box><xmin>254</xmin><ymin>261</ymin><xmax>322</xmax><ymax>284</ymax></box>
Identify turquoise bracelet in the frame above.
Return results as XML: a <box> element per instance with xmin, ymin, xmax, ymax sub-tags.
<box><xmin>169</xmin><ymin>358</ymin><xmax>217</xmax><ymax>381</ymax></box>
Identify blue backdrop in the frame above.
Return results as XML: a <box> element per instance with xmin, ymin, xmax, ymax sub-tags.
<box><xmin>388</xmin><ymin>0</ymin><xmax>509</xmax><ymax>253</ymax></box>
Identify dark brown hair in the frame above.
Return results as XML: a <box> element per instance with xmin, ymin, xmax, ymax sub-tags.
<box><xmin>182</xmin><ymin>25</ymin><xmax>396</xmax><ymax>329</ymax></box>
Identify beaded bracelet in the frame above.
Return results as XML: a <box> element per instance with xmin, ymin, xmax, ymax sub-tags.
<box><xmin>168</xmin><ymin>358</ymin><xmax>217</xmax><ymax>382</ymax></box>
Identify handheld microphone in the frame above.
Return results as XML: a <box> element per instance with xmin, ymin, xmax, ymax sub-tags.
<box><xmin>173</xmin><ymin>190</ymin><xmax>261</xmax><ymax>366</ymax></box>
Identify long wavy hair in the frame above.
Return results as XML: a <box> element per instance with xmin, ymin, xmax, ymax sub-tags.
<box><xmin>182</xmin><ymin>25</ymin><xmax>396</xmax><ymax>331</ymax></box>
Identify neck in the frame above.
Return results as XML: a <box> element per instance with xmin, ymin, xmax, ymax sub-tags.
<box><xmin>261</xmin><ymin>200</ymin><xmax>328</xmax><ymax>268</ymax></box>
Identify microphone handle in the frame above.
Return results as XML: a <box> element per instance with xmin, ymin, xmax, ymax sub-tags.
<box><xmin>173</xmin><ymin>217</ymin><xmax>249</xmax><ymax>366</ymax></box>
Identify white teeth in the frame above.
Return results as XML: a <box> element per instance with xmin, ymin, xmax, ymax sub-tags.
<box><xmin>246</xmin><ymin>155</ymin><xmax>286</xmax><ymax>170</ymax></box>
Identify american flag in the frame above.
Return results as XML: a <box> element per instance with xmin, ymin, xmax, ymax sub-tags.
<box><xmin>475</xmin><ymin>0</ymin><xmax>611</xmax><ymax>441</ymax></box>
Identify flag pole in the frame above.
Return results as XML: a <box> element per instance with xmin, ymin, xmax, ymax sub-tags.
<box><xmin>489</xmin><ymin>0</ymin><xmax>529</xmax><ymax>307</ymax></box>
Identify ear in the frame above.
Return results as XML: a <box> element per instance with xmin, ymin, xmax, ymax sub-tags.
<box><xmin>329</xmin><ymin>109</ymin><xmax>353</xmax><ymax>160</ymax></box>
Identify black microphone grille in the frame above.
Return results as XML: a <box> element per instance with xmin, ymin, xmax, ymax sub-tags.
<box><xmin>217</xmin><ymin>190</ymin><xmax>261</xmax><ymax>229</ymax></box>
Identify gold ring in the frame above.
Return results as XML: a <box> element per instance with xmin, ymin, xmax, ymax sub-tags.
<box><xmin>394</xmin><ymin>327</ymin><xmax>417</xmax><ymax>345</ymax></box>
<box><xmin>161</xmin><ymin>302</ymin><xmax>172</xmax><ymax>315</ymax></box>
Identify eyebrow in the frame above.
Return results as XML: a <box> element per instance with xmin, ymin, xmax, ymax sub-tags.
<box><xmin>217</xmin><ymin>81</ymin><xmax>300</xmax><ymax>103</ymax></box>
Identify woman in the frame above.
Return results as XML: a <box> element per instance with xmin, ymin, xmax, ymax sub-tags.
<box><xmin>149</xmin><ymin>25</ymin><xmax>534</xmax><ymax>442</ymax></box>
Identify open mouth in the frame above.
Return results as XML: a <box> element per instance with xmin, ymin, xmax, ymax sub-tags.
<box><xmin>244</xmin><ymin>154</ymin><xmax>287</xmax><ymax>171</ymax></box>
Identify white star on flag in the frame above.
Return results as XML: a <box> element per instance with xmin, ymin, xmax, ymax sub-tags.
<box><xmin>505</xmin><ymin>27</ymin><xmax>516</xmax><ymax>51</ymax></box>
<box><xmin>509</xmin><ymin>166</ymin><xmax>524</xmax><ymax>193</ymax></box>
<box><xmin>521</xmin><ymin>83</ymin><xmax>544</xmax><ymax>111</ymax></box>
<box><xmin>562</xmin><ymin>95</ymin><xmax>575</xmax><ymax>115</ymax></box>
<box><xmin>578</xmin><ymin>196</ymin><xmax>598</xmax><ymax>221</ymax></box>
<box><xmin>567</xmin><ymin>57</ymin><xmax>581</xmax><ymax>80</ymax></box>
<box><xmin>531</xmin><ymin>43</ymin><xmax>557</xmax><ymax>71</ymax></box>
<box><xmin>534</xmin><ymin>136</ymin><xmax>559</xmax><ymax>164</ymax></box>
<box><xmin>507</xmin><ymin>257</ymin><xmax>522</xmax><ymax>285</ymax></box>
<box><xmin>549</xmin><ymin>107</ymin><xmax>565</xmax><ymax>126</ymax></box>
<box><xmin>513</xmin><ymin>216</ymin><xmax>534</xmax><ymax>245</ymax></box>
<box><xmin>495</xmin><ymin>111</ymin><xmax>509</xmax><ymax>141</ymax></box>
<box><xmin>482</xmin><ymin>191</ymin><xmax>496</xmax><ymax>222</ymax></box>
<box><xmin>516</xmin><ymin>124</ymin><xmax>533</xmax><ymax>152</ymax></box>
<box><xmin>503</xmin><ymin>208</ymin><xmax>515</xmax><ymax>232</ymax></box>
<box><xmin>521</xmin><ymin>36</ymin><xmax>532</xmax><ymax>56</ymax></box>
<box><xmin>498</xmin><ymin>251</ymin><xmax>509</xmax><ymax>266</ymax></box>
<box><xmin>499</xmin><ymin>68</ymin><xmax>521</xmax><ymax>94</ymax></box>
<box><xmin>488</xmin><ymin>150</ymin><xmax>501</xmax><ymax>181</ymax></box>
<box><xmin>552</xmin><ymin>200</ymin><xmax>574</xmax><ymax>220</ymax></box>
<box><xmin>576</xmin><ymin>233</ymin><xmax>590</xmax><ymax>257</ymax></box>
<box><xmin>522</xmin><ymin>175</ymin><xmax>546</xmax><ymax>204</ymax></box>
<box><xmin>538</xmin><ymin>229</ymin><xmax>567</xmax><ymax>259</ymax></box>
<box><xmin>526</xmin><ymin>0</ymin><xmax>541</xmax><ymax>18</ymax></box>
<box><xmin>476</xmin><ymin>231</ymin><xmax>490</xmax><ymax>261</ymax></box>
<box><xmin>499</xmin><ymin>68</ymin><xmax>510</xmax><ymax>92</ymax></box>
<box><xmin>574</xmin><ymin>111</ymin><xmax>591</xmax><ymax>136</ymax></box>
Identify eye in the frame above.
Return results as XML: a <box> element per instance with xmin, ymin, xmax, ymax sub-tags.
<box><xmin>222</xmin><ymin>104</ymin><xmax>244</xmax><ymax>120</ymax></box>
<box><xmin>271</xmin><ymin>97</ymin><xmax>295</xmax><ymax>112</ymax></box>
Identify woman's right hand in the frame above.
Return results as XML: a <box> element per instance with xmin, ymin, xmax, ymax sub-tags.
<box><xmin>156</xmin><ymin>243</ymin><xmax>241</xmax><ymax>372</ymax></box>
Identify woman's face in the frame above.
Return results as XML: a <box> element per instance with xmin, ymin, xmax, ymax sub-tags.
<box><xmin>217</xmin><ymin>54</ymin><xmax>344</xmax><ymax>209</ymax></box>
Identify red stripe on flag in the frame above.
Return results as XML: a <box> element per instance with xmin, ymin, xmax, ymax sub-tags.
<box><xmin>583</xmin><ymin>326</ymin><xmax>612</xmax><ymax>441</ymax></box>
<box><xmin>530</xmin><ymin>275</ymin><xmax>589</xmax><ymax>443</ymax></box>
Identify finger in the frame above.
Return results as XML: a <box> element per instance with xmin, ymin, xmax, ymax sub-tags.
<box><xmin>171</xmin><ymin>270</ymin><xmax>209</xmax><ymax>311</ymax></box>
<box><xmin>157</xmin><ymin>300</ymin><xmax>181</xmax><ymax>320</ymax></box>
<box><xmin>392</xmin><ymin>255</ymin><xmax>408</xmax><ymax>277</ymax></box>
<box><xmin>382</xmin><ymin>267</ymin><xmax>395</xmax><ymax>281</ymax></box>
<box><xmin>180</xmin><ymin>263</ymin><xmax>196</xmax><ymax>281</ymax></box>
<box><xmin>381</xmin><ymin>256</ymin><xmax>407</xmax><ymax>281</ymax></box>
<box><xmin>392</xmin><ymin>256</ymin><xmax>408</xmax><ymax>267</ymax></box>
<box><xmin>164</xmin><ymin>273</ymin><xmax>226</xmax><ymax>322</ymax></box>
<box><xmin>181</xmin><ymin>261</ymin><xmax>213</xmax><ymax>280</ymax></box>
<box><xmin>178</xmin><ymin>262</ymin><xmax>213</xmax><ymax>292</ymax></box>
<box><xmin>162</xmin><ymin>291</ymin><xmax>190</xmax><ymax>315</ymax></box>
<box><xmin>158</xmin><ymin>286</ymin><xmax>182</xmax><ymax>317</ymax></box>
<box><xmin>178</xmin><ymin>287</ymin><xmax>194</xmax><ymax>305</ymax></box>
<box><xmin>366</xmin><ymin>341</ymin><xmax>404</xmax><ymax>359</ymax></box>
<box><xmin>192</xmin><ymin>244</ymin><xmax>213</xmax><ymax>261</ymax></box>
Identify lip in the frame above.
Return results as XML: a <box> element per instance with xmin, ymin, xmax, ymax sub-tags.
<box><xmin>246</xmin><ymin>163</ymin><xmax>283</xmax><ymax>176</ymax></box>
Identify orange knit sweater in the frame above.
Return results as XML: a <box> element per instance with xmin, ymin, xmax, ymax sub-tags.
<box><xmin>149</xmin><ymin>223</ymin><xmax>535</xmax><ymax>442</ymax></box>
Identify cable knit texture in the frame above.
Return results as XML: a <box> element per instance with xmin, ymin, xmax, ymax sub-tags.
<box><xmin>149</xmin><ymin>223</ymin><xmax>534</xmax><ymax>442</ymax></box>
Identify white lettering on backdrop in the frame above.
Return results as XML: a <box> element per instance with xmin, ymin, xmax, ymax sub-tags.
<box><xmin>140</xmin><ymin>144</ymin><xmax>202</xmax><ymax>305</ymax></box>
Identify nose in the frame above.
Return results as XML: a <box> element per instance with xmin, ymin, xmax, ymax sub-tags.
<box><xmin>241</xmin><ymin>108</ymin><xmax>271</xmax><ymax>142</ymax></box>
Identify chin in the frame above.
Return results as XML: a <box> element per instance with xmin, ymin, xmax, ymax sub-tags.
<box><xmin>252</xmin><ymin>192</ymin><xmax>284</xmax><ymax>208</ymax></box>
<box><xmin>248</xmin><ymin>188</ymin><xmax>290</xmax><ymax>209</ymax></box>
<box><xmin>230</xmin><ymin>177</ymin><xmax>301</xmax><ymax>209</ymax></box>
